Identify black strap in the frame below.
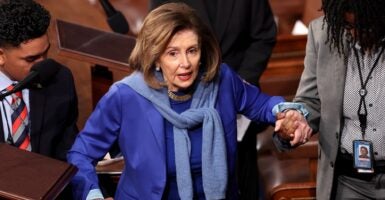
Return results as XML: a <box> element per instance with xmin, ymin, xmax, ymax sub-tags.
<box><xmin>353</xmin><ymin>46</ymin><xmax>385</xmax><ymax>139</ymax></box>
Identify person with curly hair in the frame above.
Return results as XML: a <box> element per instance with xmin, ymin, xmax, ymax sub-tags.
<box><xmin>275</xmin><ymin>0</ymin><xmax>385</xmax><ymax>199</ymax></box>
<box><xmin>0</xmin><ymin>0</ymin><xmax>78</xmax><ymax>198</ymax></box>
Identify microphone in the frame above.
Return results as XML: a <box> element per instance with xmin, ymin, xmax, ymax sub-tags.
<box><xmin>0</xmin><ymin>59</ymin><xmax>60</xmax><ymax>100</ymax></box>
<box><xmin>99</xmin><ymin>0</ymin><xmax>129</xmax><ymax>34</ymax></box>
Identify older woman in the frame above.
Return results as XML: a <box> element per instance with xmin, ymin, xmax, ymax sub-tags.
<box><xmin>67</xmin><ymin>2</ymin><xmax>310</xmax><ymax>200</ymax></box>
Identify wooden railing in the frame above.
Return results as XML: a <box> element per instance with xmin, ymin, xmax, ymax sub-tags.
<box><xmin>52</xmin><ymin>19</ymin><xmax>135</xmax><ymax>129</ymax></box>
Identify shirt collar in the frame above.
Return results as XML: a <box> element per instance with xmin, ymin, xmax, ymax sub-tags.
<box><xmin>0</xmin><ymin>71</ymin><xmax>16</xmax><ymax>92</ymax></box>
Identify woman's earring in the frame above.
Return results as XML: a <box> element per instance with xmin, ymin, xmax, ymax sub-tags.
<box><xmin>156</xmin><ymin>66</ymin><xmax>160</xmax><ymax>71</ymax></box>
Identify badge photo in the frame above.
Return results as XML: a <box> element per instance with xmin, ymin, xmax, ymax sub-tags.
<box><xmin>353</xmin><ymin>140</ymin><xmax>373</xmax><ymax>170</ymax></box>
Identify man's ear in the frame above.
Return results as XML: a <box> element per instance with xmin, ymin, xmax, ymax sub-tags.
<box><xmin>0</xmin><ymin>48</ymin><xmax>4</xmax><ymax>66</ymax></box>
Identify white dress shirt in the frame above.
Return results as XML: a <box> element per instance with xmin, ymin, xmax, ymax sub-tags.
<box><xmin>0</xmin><ymin>71</ymin><xmax>30</xmax><ymax>140</ymax></box>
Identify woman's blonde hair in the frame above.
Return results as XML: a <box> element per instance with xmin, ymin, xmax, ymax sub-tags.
<box><xmin>128</xmin><ymin>2</ymin><xmax>221</xmax><ymax>89</ymax></box>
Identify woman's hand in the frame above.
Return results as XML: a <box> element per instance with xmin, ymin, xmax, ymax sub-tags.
<box><xmin>275</xmin><ymin>110</ymin><xmax>312</xmax><ymax>147</ymax></box>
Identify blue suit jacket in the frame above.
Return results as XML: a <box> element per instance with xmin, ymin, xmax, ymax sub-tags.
<box><xmin>68</xmin><ymin>64</ymin><xmax>284</xmax><ymax>199</ymax></box>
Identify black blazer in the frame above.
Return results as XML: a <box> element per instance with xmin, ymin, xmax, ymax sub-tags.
<box><xmin>0</xmin><ymin>64</ymin><xmax>78</xmax><ymax>162</ymax></box>
<box><xmin>150</xmin><ymin>0</ymin><xmax>277</xmax><ymax>86</ymax></box>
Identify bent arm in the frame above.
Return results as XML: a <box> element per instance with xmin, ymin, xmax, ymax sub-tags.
<box><xmin>68</xmin><ymin>85</ymin><xmax>122</xmax><ymax>200</ymax></box>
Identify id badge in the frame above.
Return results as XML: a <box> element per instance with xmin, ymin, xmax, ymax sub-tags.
<box><xmin>353</xmin><ymin>140</ymin><xmax>374</xmax><ymax>173</ymax></box>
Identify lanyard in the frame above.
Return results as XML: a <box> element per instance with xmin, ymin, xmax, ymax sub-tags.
<box><xmin>353</xmin><ymin>46</ymin><xmax>385</xmax><ymax>139</ymax></box>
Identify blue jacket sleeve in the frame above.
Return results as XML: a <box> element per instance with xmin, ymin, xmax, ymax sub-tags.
<box><xmin>219</xmin><ymin>63</ymin><xmax>285</xmax><ymax>123</ymax></box>
<box><xmin>67</xmin><ymin>84</ymin><xmax>122</xmax><ymax>200</ymax></box>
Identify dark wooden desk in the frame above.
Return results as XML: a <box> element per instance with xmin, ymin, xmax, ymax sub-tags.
<box><xmin>0</xmin><ymin>144</ymin><xmax>77</xmax><ymax>200</ymax></box>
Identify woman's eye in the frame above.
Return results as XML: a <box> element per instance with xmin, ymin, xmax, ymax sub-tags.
<box><xmin>168</xmin><ymin>51</ymin><xmax>177</xmax><ymax>57</ymax></box>
<box><xmin>188</xmin><ymin>48</ymin><xmax>197</xmax><ymax>54</ymax></box>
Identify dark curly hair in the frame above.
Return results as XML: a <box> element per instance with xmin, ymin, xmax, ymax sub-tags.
<box><xmin>322</xmin><ymin>0</ymin><xmax>385</xmax><ymax>54</ymax></box>
<box><xmin>0</xmin><ymin>0</ymin><xmax>51</xmax><ymax>47</ymax></box>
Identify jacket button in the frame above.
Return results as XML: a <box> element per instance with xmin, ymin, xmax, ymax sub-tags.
<box><xmin>330</xmin><ymin>162</ymin><xmax>334</xmax><ymax>168</ymax></box>
<box><xmin>336</xmin><ymin>132</ymin><xmax>339</xmax><ymax>139</ymax></box>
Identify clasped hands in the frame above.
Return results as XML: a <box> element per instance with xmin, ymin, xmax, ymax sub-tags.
<box><xmin>274</xmin><ymin>110</ymin><xmax>312</xmax><ymax>147</ymax></box>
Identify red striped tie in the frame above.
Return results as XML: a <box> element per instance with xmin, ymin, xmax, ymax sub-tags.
<box><xmin>7</xmin><ymin>85</ymin><xmax>31</xmax><ymax>151</ymax></box>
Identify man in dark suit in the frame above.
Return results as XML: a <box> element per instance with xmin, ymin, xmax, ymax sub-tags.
<box><xmin>0</xmin><ymin>0</ymin><xmax>78</xmax><ymax>198</ymax></box>
<box><xmin>150</xmin><ymin>0</ymin><xmax>277</xmax><ymax>199</ymax></box>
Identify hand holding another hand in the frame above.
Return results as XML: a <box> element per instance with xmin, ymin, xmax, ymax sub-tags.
<box><xmin>274</xmin><ymin>110</ymin><xmax>312</xmax><ymax>147</ymax></box>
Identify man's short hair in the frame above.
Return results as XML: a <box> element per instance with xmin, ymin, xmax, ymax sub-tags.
<box><xmin>0</xmin><ymin>0</ymin><xmax>51</xmax><ymax>47</ymax></box>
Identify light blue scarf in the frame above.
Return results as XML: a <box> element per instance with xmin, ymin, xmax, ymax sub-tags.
<box><xmin>120</xmin><ymin>71</ymin><xmax>227</xmax><ymax>199</ymax></box>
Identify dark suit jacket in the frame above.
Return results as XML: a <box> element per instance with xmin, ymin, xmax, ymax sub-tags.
<box><xmin>150</xmin><ymin>0</ymin><xmax>277</xmax><ymax>86</ymax></box>
<box><xmin>0</xmin><ymin>64</ymin><xmax>78</xmax><ymax>162</ymax></box>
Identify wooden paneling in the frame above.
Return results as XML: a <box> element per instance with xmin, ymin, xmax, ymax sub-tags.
<box><xmin>37</xmin><ymin>0</ymin><xmax>148</xmax><ymax>34</ymax></box>
<box><xmin>269</xmin><ymin>0</ymin><xmax>305</xmax><ymax>35</ymax></box>
<box><xmin>260</xmin><ymin>35</ymin><xmax>307</xmax><ymax>100</ymax></box>
<box><xmin>269</xmin><ymin>0</ymin><xmax>323</xmax><ymax>35</ymax></box>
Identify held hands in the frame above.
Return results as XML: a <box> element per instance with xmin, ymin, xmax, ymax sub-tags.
<box><xmin>274</xmin><ymin>110</ymin><xmax>312</xmax><ymax>147</ymax></box>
